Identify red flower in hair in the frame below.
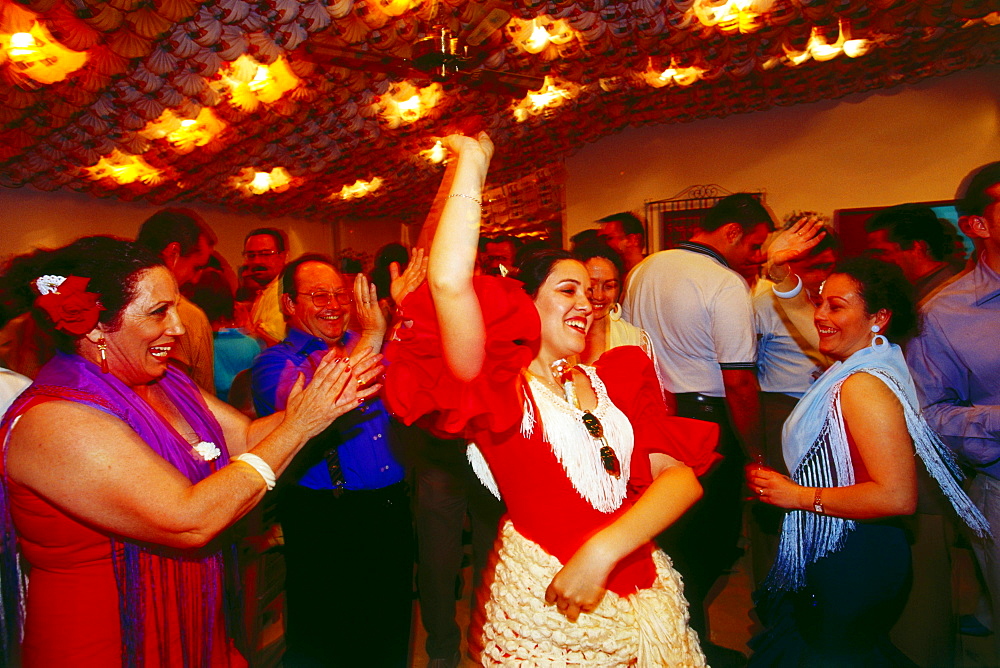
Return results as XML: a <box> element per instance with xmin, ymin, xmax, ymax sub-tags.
<box><xmin>35</xmin><ymin>276</ymin><xmax>104</xmax><ymax>336</ymax></box>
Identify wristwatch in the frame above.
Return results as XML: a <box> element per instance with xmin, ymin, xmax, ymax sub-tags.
<box><xmin>813</xmin><ymin>487</ymin><xmax>825</xmax><ymax>514</ymax></box>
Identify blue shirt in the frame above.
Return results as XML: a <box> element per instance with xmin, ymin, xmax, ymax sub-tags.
<box><xmin>213</xmin><ymin>328</ymin><xmax>263</xmax><ymax>402</ymax></box>
<box><xmin>907</xmin><ymin>257</ymin><xmax>1000</xmax><ymax>478</ymax></box>
<box><xmin>753</xmin><ymin>285</ymin><xmax>826</xmax><ymax>398</ymax></box>
<box><xmin>251</xmin><ymin>327</ymin><xmax>404</xmax><ymax>491</ymax></box>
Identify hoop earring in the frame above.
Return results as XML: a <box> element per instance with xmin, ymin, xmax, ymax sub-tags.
<box><xmin>97</xmin><ymin>338</ymin><xmax>109</xmax><ymax>374</ymax></box>
<box><xmin>870</xmin><ymin>325</ymin><xmax>889</xmax><ymax>352</ymax></box>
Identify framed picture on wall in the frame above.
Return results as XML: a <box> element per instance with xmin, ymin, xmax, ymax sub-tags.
<box><xmin>834</xmin><ymin>200</ymin><xmax>974</xmax><ymax>263</ymax></box>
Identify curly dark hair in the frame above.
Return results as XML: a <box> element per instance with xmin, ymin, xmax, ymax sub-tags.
<box><xmin>516</xmin><ymin>247</ymin><xmax>577</xmax><ymax>298</ymax></box>
<box><xmin>0</xmin><ymin>236</ymin><xmax>163</xmax><ymax>352</ymax></box>
<box><xmin>831</xmin><ymin>256</ymin><xmax>918</xmax><ymax>341</ymax></box>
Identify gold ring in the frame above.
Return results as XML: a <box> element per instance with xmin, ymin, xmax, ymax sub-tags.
<box><xmin>757</xmin><ymin>488</ymin><xmax>764</xmax><ymax>495</ymax></box>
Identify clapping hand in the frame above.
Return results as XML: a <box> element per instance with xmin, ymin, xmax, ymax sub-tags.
<box><xmin>282</xmin><ymin>353</ymin><xmax>358</xmax><ymax>440</ymax></box>
<box><xmin>389</xmin><ymin>247</ymin><xmax>428</xmax><ymax>306</ymax></box>
<box><xmin>353</xmin><ymin>273</ymin><xmax>387</xmax><ymax>338</ymax></box>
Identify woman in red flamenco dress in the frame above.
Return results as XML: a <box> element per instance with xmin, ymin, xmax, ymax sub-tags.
<box><xmin>384</xmin><ymin>132</ymin><xmax>719</xmax><ymax>666</ymax></box>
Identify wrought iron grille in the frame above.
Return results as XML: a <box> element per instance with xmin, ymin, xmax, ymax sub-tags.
<box><xmin>645</xmin><ymin>185</ymin><xmax>765</xmax><ymax>251</ymax></box>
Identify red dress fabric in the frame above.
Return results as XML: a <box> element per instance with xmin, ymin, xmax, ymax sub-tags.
<box><xmin>1</xmin><ymin>395</ymin><xmax>246</xmax><ymax>668</ymax></box>
<box><xmin>385</xmin><ymin>277</ymin><xmax>719</xmax><ymax>596</ymax></box>
<box><xmin>6</xmin><ymin>479</ymin><xmax>242</xmax><ymax>667</ymax></box>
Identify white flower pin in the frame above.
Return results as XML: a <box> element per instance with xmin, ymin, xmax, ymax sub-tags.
<box><xmin>193</xmin><ymin>441</ymin><xmax>221</xmax><ymax>461</ymax></box>
<box><xmin>35</xmin><ymin>275</ymin><xmax>67</xmax><ymax>296</ymax></box>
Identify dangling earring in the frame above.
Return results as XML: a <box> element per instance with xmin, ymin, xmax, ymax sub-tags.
<box><xmin>870</xmin><ymin>324</ymin><xmax>889</xmax><ymax>352</ymax></box>
<box><xmin>97</xmin><ymin>338</ymin><xmax>109</xmax><ymax>373</ymax></box>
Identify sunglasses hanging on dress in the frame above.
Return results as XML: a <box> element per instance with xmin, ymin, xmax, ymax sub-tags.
<box><xmin>551</xmin><ymin>359</ymin><xmax>621</xmax><ymax>479</ymax></box>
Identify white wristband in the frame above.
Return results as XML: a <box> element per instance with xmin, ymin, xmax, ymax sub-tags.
<box><xmin>234</xmin><ymin>453</ymin><xmax>276</xmax><ymax>491</ymax></box>
<box><xmin>772</xmin><ymin>274</ymin><xmax>803</xmax><ymax>299</ymax></box>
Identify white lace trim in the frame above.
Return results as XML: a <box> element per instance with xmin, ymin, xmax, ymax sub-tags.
<box><xmin>523</xmin><ymin>365</ymin><xmax>633</xmax><ymax>513</ymax></box>
<box><xmin>465</xmin><ymin>367</ymin><xmax>635</xmax><ymax>513</ymax></box>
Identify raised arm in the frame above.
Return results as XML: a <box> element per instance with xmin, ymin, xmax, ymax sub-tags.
<box><xmin>427</xmin><ymin>132</ymin><xmax>494</xmax><ymax>381</ymax></box>
<box><xmin>749</xmin><ymin>372</ymin><xmax>918</xmax><ymax>519</ymax></box>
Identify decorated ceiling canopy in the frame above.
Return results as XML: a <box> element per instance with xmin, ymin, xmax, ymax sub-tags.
<box><xmin>0</xmin><ymin>0</ymin><xmax>998</xmax><ymax>221</ymax></box>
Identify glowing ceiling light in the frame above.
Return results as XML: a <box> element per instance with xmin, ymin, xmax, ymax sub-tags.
<box><xmin>420</xmin><ymin>140</ymin><xmax>446</xmax><ymax>164</ymax></box>
<box><xmin>337</xmin><ymin>177</ymin><xmax>384</xmax><ymax>200</ymax></box>
<box><xmin>842</xmin><ymin>38</ymin><xmax>873</xmax><ymax>58</ymax></box>
<box><xmin>250</xmin><ymin>171</ymin><xmax>271</xmax><ymax>194</ymax></box>
<box><xmin>377</xmin><ymin>81</ymin><xmax>442</xmax><ymax>128</ymax></box>
<box><xmin>3</xmin><ymin>22</ymin><xmax>87</xmax><ymax>84</ymax></box>
<box><xmin>86</xmin><ymin>151</ymin><xmax>163</xmax><ymax>185</ymax></box>
<box><xmin>232</xmin><ymin>166</ymin><xmax>292</xmax><ymax>195</ymax></box>
<box><xmin>691</xmin><ymin>0</ymin><xmax>774</xmax><ymax>34</ymax></box>
<box><xmin>217</xmin><ymin>56</ymin><xmax>300</xmax><ymax>110</ymax></box>
<box><xmin>642</xmin><ymin>60</ymin><xmax>705</xmax><ymax>88</ymax></box>
<box><xmin>508</xmin><ymin>17</ymin><xmax>576</xmax><ymax>56</ymax></box>
<box><xmin>247</xmin><ymin>66</ymin><xmax>272</xmax><ymax>92</ymax></box>
<box><xmin>8</xmin><ymin>32</ymin><xmax>38</xmax><ymax>60</ymax></box>
<box><xmin>140</xmin><ymin>108</ymin><xmax>226</xmax><ymax>153</ymax></box>
<box><xmin>512</xmin><ymin>76</ymin><xmax>577</xmax><ymax>121</ymax></box>
<box><xmin>524</xmin><ymin>21</ymin><xmax>551</xmax><ymax>54</ymax></box>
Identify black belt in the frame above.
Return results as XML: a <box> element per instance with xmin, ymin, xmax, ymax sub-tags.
<box><xmin>674</xmin><ymin>392</ymin><xmax>728</xmax><ymax>425</ymax></box>
<box><xmin>674</xmin><ymin>392</ymin><xmax>726</xmax><ymax>407</ymax></box>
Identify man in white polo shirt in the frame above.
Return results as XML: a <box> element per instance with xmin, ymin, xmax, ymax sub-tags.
<box><xmin>623</xmin><ymin>193</ymin><xmax>772</xmax><ymax>666</ymax></box>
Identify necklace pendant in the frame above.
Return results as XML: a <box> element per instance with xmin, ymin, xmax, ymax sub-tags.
<box><xmin>600</xmin><ymin>444</ymin><xmax>621</xmax><ymax>478</ymax></box>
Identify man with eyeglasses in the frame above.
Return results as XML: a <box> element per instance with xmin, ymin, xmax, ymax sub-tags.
<box><xmin>250</xmin><ymin>254</ymin><xmax>411</xmax><ymax>668</ymax></box>
<box><xmin>244</xmin><ymin>227</ymin><xmax>289</xmax><ymax>346</ymax></box>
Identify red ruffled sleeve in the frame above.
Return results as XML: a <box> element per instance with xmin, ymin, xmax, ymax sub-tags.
<box><xmin>383</xmin><ymin>276</ymin><xmax>539</xmax><ymax>438</ymax></box>
<box><xmin>595</xmin><ymin>346</ymin><xmax>721</xmax><ymax>488</ymax></box>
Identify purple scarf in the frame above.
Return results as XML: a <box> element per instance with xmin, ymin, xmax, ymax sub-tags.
<box><xmin>1</xmin><ymin>351</ymin><xmax>239</xmax><ymax>667</ymax></box>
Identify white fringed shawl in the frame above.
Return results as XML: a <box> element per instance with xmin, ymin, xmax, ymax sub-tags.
<box><xmin>765</xmin><ymin>343</ymin><xmax>990</xmax><ymax>592</ymax></box>
<box><xmin>467</xmin><ymin>365</ymin><xmax>634</xmax><ymax>514</ymax></box>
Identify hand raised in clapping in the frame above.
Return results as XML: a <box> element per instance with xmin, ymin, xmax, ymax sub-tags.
<box><xmin>353</xmin><ymin>273</ymin><xmax>386</xmax><ymax>338</ymax></box>
<box><xmin>282</xmin><ymin>348</ymin><xmax>384</xmax><ymax>440</ymax></box>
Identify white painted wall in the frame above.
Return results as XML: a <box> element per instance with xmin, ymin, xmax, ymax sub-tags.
<box><xmin>0</xmin><ymin>188</ymin><xmax>335</xmax><ymax>272</ymax></box>
<box><xmin>565</xmin><ymin>64</ymin><xmax>1000</xmax><ymax>249</ymax></box>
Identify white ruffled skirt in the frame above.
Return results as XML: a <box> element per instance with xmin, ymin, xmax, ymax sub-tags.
<box><xmin>472</xmin><ymin>521</ymin><xmax>706</xmax><ymax>667</ymax></box>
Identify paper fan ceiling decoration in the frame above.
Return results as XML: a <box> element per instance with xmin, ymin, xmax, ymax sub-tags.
<box><xmin>0</xmin><ymin>0</ymin><xmax>998</xmax><ymax>220</ymax></box>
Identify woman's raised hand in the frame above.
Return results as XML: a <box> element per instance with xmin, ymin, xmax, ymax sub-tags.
<box><xmin>442</xmin><ymin>131</ymin><xmax>494</xmax><ymax>165</ymax></box>
<box><xmin>767</xmin><ymin>214</ymin><xmax>827</xmax><ymax>268</ymax></box>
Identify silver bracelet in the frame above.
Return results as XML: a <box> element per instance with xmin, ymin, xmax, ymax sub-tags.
<box><xmin>772</xmin><ymin>274</ymin><xmax>803</xmax><ymax>299</ymax></box>
<box><xmin>234</xmin><ymin>453</ymin><xmax>276</xmax><ymax>491</ymax></box>
<box><xmin>447</xmin><ymin>193</ymin><xmax>482</xmax><ymax>206</ymax></box>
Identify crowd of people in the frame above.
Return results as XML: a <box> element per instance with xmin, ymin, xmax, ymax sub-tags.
<box><xmin>0</xmin><ymin>138</ymin><xmax>998</xmax><ymax>668</ymax></box>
